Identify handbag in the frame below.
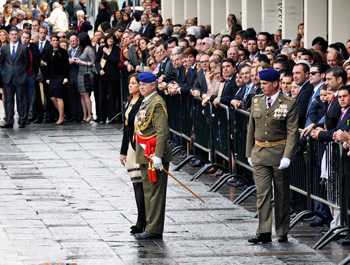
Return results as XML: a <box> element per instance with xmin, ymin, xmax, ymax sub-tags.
<box><xmin>100</xmin><ymin>54</ymin><xmax>107</xmax><ymax>69</ymax></box>
<box><xmin>83</xmin><ymin>73</ymin><xmax>93</xmax><ymax>92</ymax></box>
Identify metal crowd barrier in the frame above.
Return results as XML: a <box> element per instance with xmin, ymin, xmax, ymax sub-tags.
<box><xmin>108</xmin><ymin>66</ymin><xmax>130</xmax><ymax>124</ymax></box>
<box><xmin>209</xmin><ymin>104</ymin><xmax>236</xmax><ymax>191</ymax></box>
<box><xmin>231</xmin><ymin>109</ymin><xmax>256</xmax><ymax>204</ymax></box>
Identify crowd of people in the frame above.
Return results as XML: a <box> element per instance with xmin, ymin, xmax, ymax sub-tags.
<box><xmin>0</xmin><ymin>0</ymin><xmax>350</xmax><ymax>243</ymax></box>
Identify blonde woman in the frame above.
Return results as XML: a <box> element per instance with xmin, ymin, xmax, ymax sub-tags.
<box><xmin>39</xmin><ymin>2</ymin><xmax>50</xmax><ymax>17</ymax></box>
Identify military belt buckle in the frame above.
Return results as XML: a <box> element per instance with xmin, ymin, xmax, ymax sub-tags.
<box><xmin>264</xmin><ymin>141</ymin><xmax>271</xmax><ymax>147</ymax></box>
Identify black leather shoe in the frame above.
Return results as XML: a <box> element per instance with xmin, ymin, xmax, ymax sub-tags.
<box><xmin>278</xmin><ymin>235</ymin><xmax>288</xmax><ymax>242</ymax></box>
<box><xmin>18</xmin><ymin>123</ymin><xmax>25</xmax><ymax>128</ymax></box>
<box><xmin>248</xmin><ymin>233</ymin><xmax>272</xmax><ymax>244</ymax></box>
<box><xmin>130</xmin><ymin>226</ymin><xmax>145</xmax><ymax>234</ymax></box>
<box><xmin>33</xmin><ymin>118</ymin><xmax>42</xmax><ymax>123</ymax></box>
<box><xmin>1</xmin><ymin>123</ymin><xmax>13</xmax><ymax>128</ymax></box>
<box><xmin>134</xmin><ymin>232</ymin><xmax>162</xmax><ymax>239</ymax></box>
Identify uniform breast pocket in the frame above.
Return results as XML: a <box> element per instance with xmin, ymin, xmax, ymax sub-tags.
<box><xmin>270</xmin><ymin>116</ymin><xmax>286</xmax><ymax>129</ymax></box>
<box><xmin>253</xmin><ymin>112</ymin><xmax>262</xmax><ymax>127</ymax></box>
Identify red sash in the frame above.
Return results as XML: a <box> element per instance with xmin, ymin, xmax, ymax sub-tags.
<box><xmin>135</xmin><ymin>134</ymin><xmax>158</xmax><ymax>182</ymax></box>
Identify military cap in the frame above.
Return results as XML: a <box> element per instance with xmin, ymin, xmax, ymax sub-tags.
<box><xmin>139</xmin><ymin>72</ymin><xmax>157</xmax><ymax>83</ymax></box>
<box><xmin>259</xmin><ymin>69</ymin><xmax>280</xmax><ymax>81</ymax></box>
<box><xmin>69</xmin><ymin>22</ymin><xmax>77</xmax><ymax>29</ymax></box>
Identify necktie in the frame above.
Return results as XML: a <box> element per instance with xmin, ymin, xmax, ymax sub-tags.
<box><xmin>267</xmin><ymin>97</ymin><xmax>272</xmax><ymax>109</ymax></box>
<box><xmin>71</xmin><ymin>48</ymin><xmax>76</xmax><ymax>58</ymax></box>
<box><xmin>39</xmin><ymin>42</ymin><xmax>43</xmax><ymax>53</ymax></box>
<box><xmin>243</xmin><ymin>85</ymin><xmax>250</xmax><ymax>100</ymax></box>
<box><xmin>341</xmin><ymin>110</ymin><xmax>346</xmax><ymax>121</ymax></box>
<box><xmin>11</xmin><ymin>45</ymin><xmax>15</xmax><ymax>60</ymax></box>
<box><xmin>78</xmin><ymin>22</ymin><xmax>82</xmax><ymax>31</ymax></box>
<box><xmin>141</xmin><ymin>26</ymin><xmax>145</xmax><ymax>33</ymax></box>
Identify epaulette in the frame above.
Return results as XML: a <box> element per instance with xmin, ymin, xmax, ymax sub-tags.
<box><xmin>255</xmin><ymin>94</ymin><xmax>264</xmax><ymax>97</ymax></box>
<box><xmin>282</xmin><ymin>96</ymin><xmax>294</xmax><ymax>102</ymax></box>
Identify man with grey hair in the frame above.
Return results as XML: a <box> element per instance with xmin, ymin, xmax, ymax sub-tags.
<box><xmin>200</xmin><ymin>37</ymin><xmax>214</xmax><ymax>52</ymax></box>
<box><xmin>76</xmin><ymin>10</ymin><xmax>92</xmax><ymax>33</ymax></box>
<box><xmin>186</xmin><ymin>26</ymin><xmax>201</xmax><ymax>40</ymax></box>
<box><xmin>45</xmin><ymin>2</ymin><xmax>68</xmax><ymax>34</ymax></box>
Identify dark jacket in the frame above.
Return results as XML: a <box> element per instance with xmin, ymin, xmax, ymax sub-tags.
<box><xmin>67</xmin><ymin>48</ymin><xmax>79</xmax><ymax>84</ymax></box>
<box><xmin>295</xmin><ymin>80</ymin><xmax>314</xmax><ymax>128</ymax></box>
<box><xmin>308</xmin><ymin>96</ymin><xmax>328</xmax><ymax>124</ymax></box>
<box><xmin>120</xmin><ymin>97</ymin><xmax>143</xmax><ymax>155</ymax></box>
<box><xmin>28</xmin><ymin>42</ymin><xmax>41</xmax><ymax>75</ymax></box>
<box><xmin>94</xmin><ymin>8</ymin><xmax>112</xmax><ymax>32</ymax></box>
<box><xmin>318</xmin><ymin>108</ymin><xmax>350</xmax><ymax>142</ymax></box>
<box><xmin>95</xmin><ymin>45</ymin><xmax>121</xmax><ymax>80</ymax></box>
<box><xmin>47</xmin><ymin>47</ymin><xmax>70</xmax><ymax>80</ymax></box>
<box><xmin>178</xmin><ymin>65</ymin><xmax>197</xmax><ymax>94</ymax></box>
<box><xmin>139</xmin><ymin>22</ymin><xmax>156</xmax><ymax>39</ymax></box>
<box><xmin>217</xmin><ymin>74</ymin><xmax>239</xmax><ymax>106</ymax></box>
<box><xmin>1</xmin><ymin>42</ymin><xmax>30</xmax><ymax>85</ymax></box>
<box><xmin>36</xmin><ymin>40</ymin><xmax>53</xmax><ymax>80</ymax></box>
<box><xmin>75</xmin><ymin>20</ymin><xmax>93</xmax><ymax>33</ymax></box>
<box><xmin>193</xmin><ymin>69</ymin><xmax>208</xmax><ymax>96</ymax></box>
<box><xmin>317</xmin><ymin>95</ymin><xmax>342</xmax><ymax>128</ymax></box>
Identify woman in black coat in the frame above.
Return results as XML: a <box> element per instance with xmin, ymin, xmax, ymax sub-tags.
<box><xmin>46</xmin><ymin>34</ymin><xmax>69</xmax><ymax>125</ymax></box>
<box><xmin>120</xmin><ymin>73</ymin><xmax>145</xmax><ymax>234</ymax></box>
<box><xmin>95</xmin><ymin>32</ymin><xmax>121</xmax><ymax>123</ymax></box>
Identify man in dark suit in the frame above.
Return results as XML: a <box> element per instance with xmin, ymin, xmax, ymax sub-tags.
<box><xmin>21</xmin><ymin>31</ymin><xmax>40</xmax><ymax>122</ymax></box>
<box><xmin>192</xmin><ymin>54</ymin><xmax>209</xmax><ymax>97</ymax></box>
<box><xmin>1</xmin><ymin>28</ymin><xmax>30</xmax><ymax>128</ymax></box>
<box><xmin>67</xmin><ymin>33</ymin><xmax>83</xmax><ymax>122</ymax></box>
<box><xmin>312</xmin><ymin>86</ymin><xmax>350</xmax><ymax>142</ymax></box>
<box><xmin>301</xmin><ymin>66</ymin><xmax>346</xmax><ymax>138</ymax></box>
<box><xmin>139</xmin><ymin>13</ymin><xmax>156</xmax><ymax>40</ymax></box>
<box><xmin>173</xmin><ymin>47</ymin><xmax>198</xmax><ymax>95</ymax></box>
<box><xmin>212</xmin><ymin>58</ymin><xmax>239</xmax><ymax>106</ymax></box>
<box><xmin>35</xmin><ymin>26</ymin><xmax>55</xmax><ymax>123</ymax></box>
<box><xmin>231</xmin><ymin>64</ymin><xmax>255</xmax><ymax>111</ymax></box>
<box><xmin>75</xmin><ymin>10</ymin><xmax>92</xmax><ymax>33</ymax></box>
<box><xmin>293</xmin><ymin>62</ymin><xmax>314</xmax><ymax>128</ymax></box>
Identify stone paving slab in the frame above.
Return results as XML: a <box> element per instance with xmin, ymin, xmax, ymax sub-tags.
<box><xmin>0</xmin><ymin>123</ymin><xmax>336</xmax><ymax>265</ymax></box>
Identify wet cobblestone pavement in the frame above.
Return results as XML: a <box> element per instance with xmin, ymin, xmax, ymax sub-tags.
<box><xmin>0</xmin><ymin>121</ymin><xmax>338</xmax><ymax>264</ymax></box>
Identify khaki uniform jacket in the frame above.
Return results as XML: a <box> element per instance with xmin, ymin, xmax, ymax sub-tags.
<box><xmin>246</xmin><ymin>92</ymin><xmax>299</xmax><ymax>166</ymax></box>
<box><xmin>135</xmin><ymin>92</ymin><xmax>173</xmax><ymax>165</ymax></box>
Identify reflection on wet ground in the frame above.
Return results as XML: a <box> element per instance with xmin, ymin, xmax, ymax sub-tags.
<box><xmin>0</xmin><ymin>121</ymin><xmax>344</xmax><ymax>264</ymax></box>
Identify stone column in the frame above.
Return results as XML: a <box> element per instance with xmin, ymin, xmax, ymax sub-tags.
<box><xmin>328</xmin><ymin>0</ymin><xmax>350</xmax><ymax>45</ymax></box>
<box><xmin>262</xmin><ymin>0</ymin><xmax>282</xmax><ymax>33</ymax></box>
<box><xmin>211</xmin><ymin>0</ymin><xmax>226</xmax><ymax>34</ymax></box>
<box><xmin>242</xmin><ymin>0</ymin><xmax>262</xmax><ymax>31</ymax></box>
<box><xmin>226</xmin><ymin>0</ymin><xmax>242</xmax><ymax>25</ymax></box>
<box><xmin>161</xmin><ymin>0</ymin><xmax>173</xmax><ymax>22</ymax></box>
<box><xmin>197</xmin><ymin>0</ymin><xmax>211</xmax><ymax>26</ymax></box>
<box><xmin>282</xmin><ymin>0</ymin><xmax>303</xmax><ymax>41</ymax></box>
<box><xmin>184</xmin><ymin>0</ymin><xmax>197</xmax><ymax>21</ymax></box>
<box><xmin>172</xmin><ymin>0</ymin><xmax>185</xmax><ymax>25</ymax></box>
<box><xmin>304</xmin><ymin>0</ymin><xmax>327</xmax><ymax>49</ymax></box>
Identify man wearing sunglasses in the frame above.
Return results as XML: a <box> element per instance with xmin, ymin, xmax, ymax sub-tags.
<box><xmin>304</xmin><ymin>63</ymin><xmax>327</xmax><ymax>127</ymax></box>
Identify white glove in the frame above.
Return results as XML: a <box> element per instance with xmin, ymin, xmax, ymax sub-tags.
<box><xmin>153</xmin><ymin>156</ymin><xmax>163</xmax><ymax>171</ymax></box>
<box><xmin>247</xmin><ymin>157</ymin><xmax>253</xmax><ymax>167</ymax></box>
<box><xmin>278</xmin><ymin>157</ymin><xmax>291</xmax><ymax>170</ymax></box>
